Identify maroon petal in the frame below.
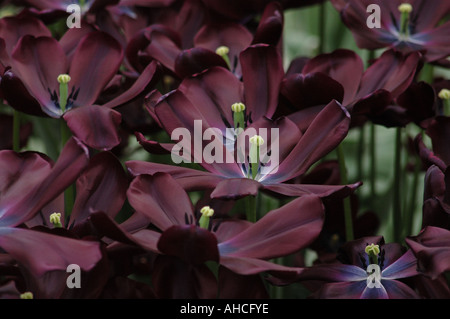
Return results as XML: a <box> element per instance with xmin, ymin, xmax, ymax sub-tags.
<box><xmin>406</xmin><ymin>226</ymin><xmax>450</xmax><ymax>280</ymax></box>
<box><xmin>11</xmin><ymin>35</ymin><xmax>68</xmax><ymax>117</ymax></box>
<box><xmin>135</xmin><ymin>132</ymin><xmax>173</xmax><ymax>155</ymax></box>
<box><xmin>219</xmin><ymin>255</ymin><xmax>302</xmax><ymax>277</ymax></box>
<box><xmin>0</xmin><ymin>14</ymin><xmax>51</xmax><ymax>62</ymax></box>
<box><xmin>175</xmin><ymin>47</ymin><xmax>228</xmax><ymax>78</ymax></box>
<box><xmin>152</xmin><ymin>255</ymin><xmax>217</xmax><ymax>299</ymax></box>
<box><xmin>218</xmin><ymin>195</ymin><xmax>324</xmax><ymax>259</ymax></box>
<box><xmin>272</xmin><ymin>100</ymin><xmax>350</xmax><ymax>182</ymax></box>
<box><xmin>218</xmin><ymin>266</ymin><xmax>269</xmax><ymax>298</ymax></box>
<box><xmin>210</xmin><ymin>178</ymin><xmax>261</xmax><ymax>200</ymax></box>
<box><xmin>281</xmin><ymin>72</ymin><xmax>344</xmax><ymax>109</ymax></box>
<box><xmin>69</xmin><ymin>31</ymin><xmax>123</xmax><ymax>108</ymax></box>
<box><xmin>240</xmin><ymin>44</ymin><xmax>284</xmax><ymax>120</ymax></box>
<box><xmin>425</xmin><ymin>117</ymin><xmax>450</xmax><ymax>166</ymax></box>
<box><xmin>357</xmin><ymin>50</ymin><xmax>420</xmax><ymax>101</ymax></box>
<box><xmin>127</xmin><ymin>173</ymin><xmax>195</xmax><ymax>231</ymax></box>
<box><xmin>158</xmin><ymin>225</ymin><xmax>219</xmax><ymax>265</ymax></box>
<box><xmin>68</xmin><ymin>152</ymin><xmax>128</xmax><ymax>228</ymax></box>
<box><xmin>0</xmin><ymin>137</ymin><xmax>89</xmax><ymax>227</ymax></box>
<box><xmin>101</xmin><ymin>61</ymin><xmax>159</xmax><ymax>109</ymax></box>
<box><xmin>194</xmin><ymin>22</ymin><xmax>252</xmax><ymax>76</ymax></box>
<box><xmin>143</xmin><ymin>26</ymin><xmax>182</xmax><ymax>73</ymax></box>
<box><xmin>302</xmin><ymin>49</ymin><xmax>363</xmax><ymax>106</ymax></box>
<box><xmin>63</xmin><ymin>105</ymin><xmax>122</xmax><ymax>151</ymax></box>
<box><xmin>0</xmin><ymin>227</ymin><xmax>102</xmax><ymax>277</ymax></box>
<box><xmin>251</xmin><ymin>1</ymin><xmax>284</xmax><ymax>46</ymax></box>
<box><xmin>177</xmin><ymin>66</ymin><xmax>243</xmax><ymax>130</ymax></box>
<box><xmin>0</xmin><ymin>68</ymin><xmax>48</xmax><ymax>116</ymax></box>
<box><xmin>263</xmin><ymin>182</ymin><xmax>361</xmax><ymax>200</ymax></box>
<box><xmin>126</xmin><ymin>160</ymin><xmax>225</xmax><ymax>191</ymax></box>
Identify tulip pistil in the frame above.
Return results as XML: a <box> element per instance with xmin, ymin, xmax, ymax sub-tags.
<box><xmin>216</xmin><ymin>45</ymin><xmax>231</xmax><ymax>69</ymax></box>
<box><xmin>249</xmin><ymin>135</ymin><xmax>264</xmax><ymax>180</ymax></box>
<box><xmin>199</xmin><ymin>206</ymin><xmax>214</xmax><ymax>229</ymax></box>
<box><xmin>57</xmin><ymin>74</ymin><xmax>71</xmax><ymax>113</ymax></box>
<box><xmin>365</xmin><ymin>243</ymin><xmax>380</xmax><ymax>265</ymax></box>
<box><xmin>439</xmin><ymin>89</ymin><xmax>450</xmax><ymax>116</ymax></box>
<box><xmin>231</xmin><ymin>102</ymin><xmax>246</xmax><ymax>132</ymax></box>
<box><xmin>398</xmin><ymin>3</ymin><xmax>413</xmax><ymax>38</ymax></box>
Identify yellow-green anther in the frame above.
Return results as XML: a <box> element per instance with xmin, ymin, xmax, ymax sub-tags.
<box><xmin>49</xmin><ymin>212</ymin><xmax>63</xmax><ymax>228</ymax></box>
<box><xmin>216</xmin><ymin>45</ymin><xmax>231</xmax><ymax>69</ymax></box>
<box><xmin>231</xmin><ymin>102</ymin><xmax>246</xmax><ymax>131</ymax></box>
<box><xmin>439</xmin><ymin>89</ymin><xmax>450</xmax><ymax>100</ymax></box>
<box><xmin>57</xmin><ymin>74</ymin><xmax>71</xmax><ymax>113</ymax></box>
<box><xmin>199</xmin><ymin>206</ymin><xmax>214</xmax><ymax>229</ymax></box>
<box><xmin>20</xmin><ymin>292</ymin><xmax>33</xmax><ymax>299</ymax></box>
<box><xmin>365</xmin><ymin>243</ymin><xmax>380</xmax><ymax>265</ymax></box>
<box><xmin>249</xmin><ymin>135</ymin><xmax>264</xmax><ymax>180</ymax></box>
<box><xmin>398</xmin><ymin>3</ymin><xmax>412</xmax><ymax>36</ymax></box>
<box><xmin>439</xmin><ymin>89</ymin><xmax>450</xmax><ymax>116</ymax></box>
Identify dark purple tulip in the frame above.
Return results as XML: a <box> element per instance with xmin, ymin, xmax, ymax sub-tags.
<box><xmin>406</xmin><ymin>226</ymin><xmax>450</xmax><ymax>280</ymax></box>
<box><xmin>331</xmin><ymin>0</ymin><xmax>450</xmax><ymax>62</ymax></box>
<box><xmin>274</xmin><ymin>236</ymin><xmax>420</xmax><ymax>299</ymax></box>
<box><xmin>0</xmin><ymin>21</ymin><xmax>158</xmax><ymax>150</ymax></box>
<box><xmin>0</xmin><ymin>137</ymin><xmax>105</xmax><ymax>298</ymax></box>
<box><xmin>131</xmin><ymin>45</ymin><xmax>358</xmax><ymax>200</ymax></box>
<box><xmin>89</xmin><ymin>172</ymin><xmax>324</xmax><ymax>297</ymax></box>
<box><xmin>281</xmin><ymin>48</ymin><xmax>421</xmax><ymax>128</ymax></box>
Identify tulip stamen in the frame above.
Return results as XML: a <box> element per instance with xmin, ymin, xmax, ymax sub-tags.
<box><xmin>49</xmin><ymin>212</ymin><xmax>63</xmax><ymax>228</ymax></box>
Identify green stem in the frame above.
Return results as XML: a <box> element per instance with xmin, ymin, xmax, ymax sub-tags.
<box><xmin>245</xmin><ymin>195</ymin><xmax>257</xmax><ymax>223</ymax></box>
<box><xmin>370</xmin><ymin>123</ymin><xmax>377</xmax><ymax>200</ymax></box>
<box><xmin>318</xmin><ymin>1</ymin><xmax>326</xmax><ymax>54</ymax></box>
<box><xmin>357</xmin><ymin>124</ymin><xmax>365</xmax><ymax>182</ymax></box>
<box><xmin>393</xmin><ymin>127</ymin><xmax>403</xmax><ymax>243</ymax></box>
<box><xmin>337</xmin><ymin>144</ymin><xmax>354</xmax><ymax>242</ymax></box>
<box><xmin>61</xmin><ymin>119</ymin><xmax>74</xmax><ymax>219</ymax></box>
<box><xmin>12</xmin><ymin>109</ymin><xmax>21</xmax><ymax>152</ymax></box>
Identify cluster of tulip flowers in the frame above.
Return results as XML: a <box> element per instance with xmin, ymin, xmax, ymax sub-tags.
<box><xmin>0</xmin><ymin>0</ymin><xmax>449</xmax><ymax>300</ymax></box>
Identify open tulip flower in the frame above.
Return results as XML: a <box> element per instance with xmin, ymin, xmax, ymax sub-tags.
<box><xmin>331</xmin><ymin>0</ymin><xmax>450</xmax><ymax>63</ymax></box>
